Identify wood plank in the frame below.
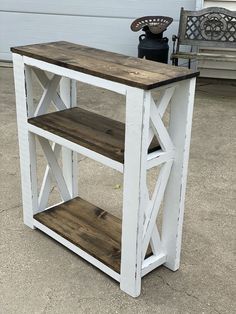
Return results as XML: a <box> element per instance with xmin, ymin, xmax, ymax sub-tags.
<box><xmin>34</xmin><ymin>197</ymin><xmax>152</xmax><ymax>273</ymax></box>
<box><xmin>34</xmin><ymin>197</ymin><xmax>122</xmax><ymax>272</ymax></box>
<box><xmin>11</xmin><ymin>41</ymin><xmax>199</xmax><ymax>90</ymax></box>
<box><xmin>28</xmin><ymin>107</ymin><xmax>160</xmax><ymax>163</ymax></box>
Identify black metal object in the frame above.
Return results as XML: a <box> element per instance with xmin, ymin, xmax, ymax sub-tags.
<box><xmin>131</xmin><ymin>16</ymin><xmax>173</xmax><ymax>63</ymax></box>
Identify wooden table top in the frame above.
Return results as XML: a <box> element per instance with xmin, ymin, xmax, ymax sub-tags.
<box><xmin>11</xmin><ymin>41</ymin><xmax>199</xmax><ymax>90</ymax></box>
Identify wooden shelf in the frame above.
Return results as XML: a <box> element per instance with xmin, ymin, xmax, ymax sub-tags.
<box><xmin>34</xmin><ymin>197</ymin><xmax>122</xmax><ymax>272</ymax></box>
<box><xmin>11</xmin><ymin>41</ymin><xmax>199</xmax><ymax>90</ymax></box>
<box><xmin>28</xmin><ymin>107</ymin><xmax>160</xmax><ymax>163</ymax></box>
<box><xmin>34</xmin><ymin>197</ymin><xmax>152</xmax><ymax>273</ymax></box>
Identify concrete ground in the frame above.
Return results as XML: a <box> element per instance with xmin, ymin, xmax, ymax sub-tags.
<box><xmin>0</xmin><ymin>65</ymin><xmax>235</xmax><ymax>314</ymax></box>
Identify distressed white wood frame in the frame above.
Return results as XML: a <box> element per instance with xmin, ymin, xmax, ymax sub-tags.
<box><xmin>13</xmin><ymin>54</ymin><xmax>38</xmax><ymax>229</ymax></box>
<box><xmin>162</xmin><ymin>78</ymin><xmax>196</xmax><ymax>271</ymax></box>
<box><xmin>12</xmin><ymin>52</ymin><xmax>196</xmax><ymax>297</ymax></box>
<box><xmin>120</xmin><ymin>85</ymin><xmax>177</xmax><ymax>297</ymax></box>
<box><xmin>31</xmin><ymin>67</ymin><xmax>77</xmax><ymax>212</ymax></box>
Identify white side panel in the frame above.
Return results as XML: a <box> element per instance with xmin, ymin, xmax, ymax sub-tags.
<box><xmin>12</xmin><ymin>54</ymin><xmax>38</xmax><ymax>229</ymax></box>
<box><xmin>120</xmin><ymin>88</ymin><xmax>150</xmax><ymax>297</ymax></box>
<box><xmin>162</xmin><ymin>78</ymin><xmax>196</xmax><ymax>271</ymax></box>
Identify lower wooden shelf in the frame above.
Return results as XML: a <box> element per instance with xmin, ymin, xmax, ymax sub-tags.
<box><xmin>34</xmin><ymin>197</ymin><xmax>122</xmax><ymax>273</ymax></box>
<box><xmin>34</xmin><ymin>197</ymin><xmax>152</xmax><ymax>274</ymax></box>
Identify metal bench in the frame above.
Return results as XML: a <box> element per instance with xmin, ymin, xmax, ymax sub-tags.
<box><xmin>171</xmin><ymin>7</ymin><xmax>236</xmax><ymax>69</ymax></box>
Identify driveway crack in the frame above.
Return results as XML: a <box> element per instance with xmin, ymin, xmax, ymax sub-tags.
<box><xmin>157</xmin><ymin>274</ymin><xmax>221</xmax><ymax>314</ymax></box>
<box><xmin>0</xmin><ymin>204</ymin><xmax>21</xmax><ymax>214</ymax></box>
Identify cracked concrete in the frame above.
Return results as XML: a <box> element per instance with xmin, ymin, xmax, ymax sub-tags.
<box><xmin>0</xmin><ymin>67</ymin><xmax>235</xmax><ymax>314</ymax></box>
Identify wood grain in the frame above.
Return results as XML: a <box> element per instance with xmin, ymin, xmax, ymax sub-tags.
<box><xmin>34</xmin><ymin>197</ymin><xmax>122</xmax><ymax>272</ymax></box>
<box><xmin>34</xmin><ymin>197</ymin><xmax>152</xmax><ymax>273</ymax></box>
<box><xmin>28</xmin><ymin>107</ymin><xmax>160</xmax><ymax>163</ymax></box>
<box><xmin>11</xmin><ymin>41</ymin><xmax>199</xmax><ymax>90</ymax></box>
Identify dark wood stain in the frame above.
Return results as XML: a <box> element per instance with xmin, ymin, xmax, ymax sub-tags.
<box><xmin>11</xmin><ymin>41</ymin><xmax>199</xmax><ymax>90</ymax></box>
<box><xmin>34</xmin><ymin>197</ymin><xmax>151</xmax><ymax>273</ymax></box>
<box><xmin>34</xmin><ymin>197</ymin><xmax>122</xmax><ymax>272</ymax></box>
<box><xmin>28</xmin><ymin>107</ymin><xmax>160</xmax><ymax>163</ymax></box>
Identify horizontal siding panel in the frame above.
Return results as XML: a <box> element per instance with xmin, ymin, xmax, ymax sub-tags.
<box><xmin>0</xmin><ymin>11</ymin><xmax>178</xmax><ymax>61</ymax></box>
<box><xmin>199</xmin><ymin>68</ymin><xmax>236</xmax><ymax>79</ymax></box>
<box><xmin>0</xmin><ymin>52</ymin><xmax>11</xmax><ymax>61</ymax></box>
<box><xmin>204</xmin><ymin>1</ymin><xmax>236</xmax><ymax>9</ymax></box>
<box><xmin>0</xmin><ymin>0</ymin><xmax>195</xmax><ymax>20</ymax></box>
<box><xmin>199</xmin><ymin>59</ymin><xmax>236</xmax><ymax>70</ymax></box>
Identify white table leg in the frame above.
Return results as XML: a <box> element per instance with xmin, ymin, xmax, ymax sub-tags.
<box><xmin>120</xmin><ymin>88</ymin><xmax>151</xmax><ymax>297</ymax></box>
<box><xmin>60</xmin><ymin>78</ymin><xmax>78</xmax><ymax>198</ymax></box>
<box><xmin>161</xmin><ymin>78</ymin><xmax>196</xmax><ymax>271</ymax></box>
<box><xmin>12</xmin><ymin>54</ymin><xmax>38</xmax><ymax>229</ymax></box>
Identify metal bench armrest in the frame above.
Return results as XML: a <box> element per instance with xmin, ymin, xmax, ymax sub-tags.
<box><xmin>172</xmin><ymin>35</ymin><xmax>179</xmax><ymax>54</ymax></box>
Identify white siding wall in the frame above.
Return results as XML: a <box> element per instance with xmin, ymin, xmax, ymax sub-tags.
<box><xmin>205</xmin><ymin>0</ymin><xmax>236</xmax><ymax>10</ymax></box>
<box><xmin>0</xmin><ymin>0</ymin><xmax>196</xmax><ymax>61</ymax></box>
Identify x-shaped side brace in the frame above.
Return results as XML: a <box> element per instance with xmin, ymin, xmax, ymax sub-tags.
<box><xmin>33</xmin><ymin>68</ymin><xmax>67</xmax><ymax>116</ymax></box>
<box><xmin>142</xmin><ymin>86</ymin><xmax>176</xmax><ymax>260</ymax></box>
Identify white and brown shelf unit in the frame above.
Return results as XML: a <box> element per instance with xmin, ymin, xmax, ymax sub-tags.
<box><xmin>11</xmin><ymin>41</ymin><xmax>199</xmax><ymax>297</ymax></box>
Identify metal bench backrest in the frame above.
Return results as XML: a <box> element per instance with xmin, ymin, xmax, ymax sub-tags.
<box><xmin>178</xmin><ymin>7</ymin><xmax>236</xmax><ymax>48</ymax></box>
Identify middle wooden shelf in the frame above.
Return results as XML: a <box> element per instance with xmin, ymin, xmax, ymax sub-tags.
<box><xmin>28</xmin><ymin>107</ymin><xmax>160</xmax><ymax>164</ymax></box>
